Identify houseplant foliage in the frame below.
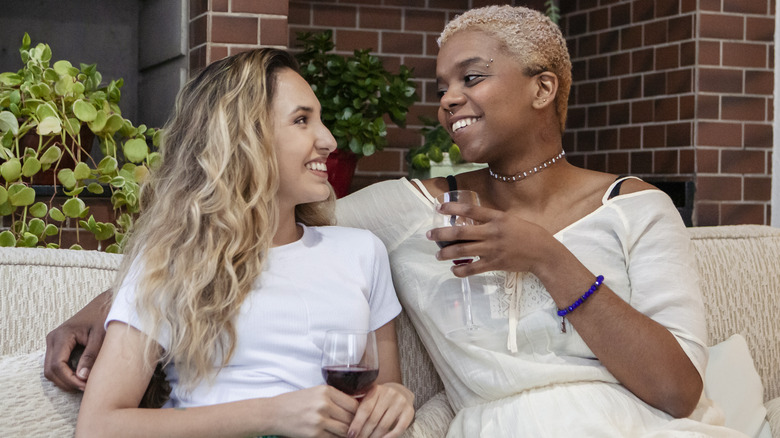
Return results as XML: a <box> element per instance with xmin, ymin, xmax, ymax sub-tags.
<box><xmin>294</xmin><ymin>30</ymin><xmax>418</xmax><ymax>158</ymax></box>
<box><xmin>407</xmin><ymin>117</ymin><xmax>463</xmax><ymax>171</ymax></box>
<box><xmin>0</xmin><ymin>33</ymin><xmax>161</xmax><ymax>252</ymax></box>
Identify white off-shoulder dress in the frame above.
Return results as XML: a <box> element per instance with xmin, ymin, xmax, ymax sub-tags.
<box><xmin>336</xmin><ymin>177</ymin><xmax>747</xmax><ymax>438</ymax></box>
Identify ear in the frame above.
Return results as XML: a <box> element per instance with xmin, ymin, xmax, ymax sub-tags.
<box><xmin>532</xmin><ymin>71</ymin><xmax>559</xmax><ymax>109</ymax></box>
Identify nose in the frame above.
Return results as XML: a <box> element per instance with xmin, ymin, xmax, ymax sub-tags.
<box><xmin>317</xmin><ymin>123</ymin><xmax>337</xmax><ymax>154</ymax></box>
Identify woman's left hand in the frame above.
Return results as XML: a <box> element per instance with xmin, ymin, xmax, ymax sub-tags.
<box><xmin>348</xmin><ymin>382</ymin><xmax>414</xmax><ymax>438</ymax></box>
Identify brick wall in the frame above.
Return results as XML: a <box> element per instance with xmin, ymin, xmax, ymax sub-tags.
<box><xmin>187</xmin><ymin>0</ymin><xmax>774</xmax><ymax>226</ymax></box>
<box><xmin>563</xmin><ymin>0</ymin><xmax>774</xmax><ymax>225</ymax></box>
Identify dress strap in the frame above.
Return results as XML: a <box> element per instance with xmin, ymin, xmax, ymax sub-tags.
<box><xmin>602</xmin><ymin>175</ymin><xmax>642</xmax><ymax>203</ymax></box>
<box><xmin>446</xmin><ymin>175</ymin><xmax>458</xmax><ymax>192</ymax></box>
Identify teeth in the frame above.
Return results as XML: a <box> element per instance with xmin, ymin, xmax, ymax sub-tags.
<box><xmin>452</xmin><ymin>117</ymin><xmax>479</xmax><ymax>132</ymax></box>
<box><xmin>306</xmin><ymin>162</ymin><xmax>327</xmax><ymax>172</ymax></box>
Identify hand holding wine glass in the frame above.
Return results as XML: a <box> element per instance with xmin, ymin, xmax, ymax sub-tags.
<box><xmin>321</xmin><ymin>330</ymin><xmax>379</xmax><ymax>399</ymax></box>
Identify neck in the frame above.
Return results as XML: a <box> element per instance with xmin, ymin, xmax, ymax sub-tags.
<box><xmin>488</xmin><ymin>150</ymin><xmax>565</xmax><ymax>183</ymax></box>
<box><xmin>272</xmin><ymin>206</ymin><xmax>301</xmax><ymax>246</ymax></box>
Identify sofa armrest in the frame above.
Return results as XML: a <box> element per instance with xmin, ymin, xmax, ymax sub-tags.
<box><xmin>766</xmin><ymin>397</ymin><xmax>780</xmax><ymax>438</ymax></box>
<box><xmin>402</xmin><ymin>391</ymin><xmax>454</xmax><ymax>438</ymax></box>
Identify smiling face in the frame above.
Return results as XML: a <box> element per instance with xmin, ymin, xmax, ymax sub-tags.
<box><xmin>436</xmin><ymin>30</ymin><xmax>540</xmax><ymax>164</ymax></box>
<box><xmin>271</xmin><ymin>68</ymin><xmax>336</xmax><ymax>211</ymax></box>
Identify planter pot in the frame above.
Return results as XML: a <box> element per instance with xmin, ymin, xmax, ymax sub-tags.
<box><xmin>326</xmin><ymin>149</ymin><xmax>359</xmax><ymax>198</ymax></box>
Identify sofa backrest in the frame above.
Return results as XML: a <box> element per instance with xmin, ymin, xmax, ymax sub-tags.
<box><xmin>0</xmin><ymin>247</ymin><xmax>121</xmax><ymax>356</ymax></box>
<box><xmin>689</xmin><ymin>224</ymin><xmax>780</xmax><ymax>402</ymax></box>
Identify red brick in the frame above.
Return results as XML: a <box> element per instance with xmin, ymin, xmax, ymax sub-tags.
<box><xmin>189</xmin><ymin>45</ymin><xmax>207</xmax><ymax>75</ymax></box>
<box><xmin>212</xmin><ymin>16</ymin><xmax>258</xmax><ymax>44</ymax></box>
<box><xmin>668</xmin><ymin>15</ymin><xmax>693</xmax><ymax>42</ymax></box>
<box><xmin>723</xmin><ymin>42</ymin><xmax>768</xmax><ymax>69</ymax></box>
<box><xmin>744</xmin><ymin>123</ymin><xmax>773</xmax><ymax>148</ymax></box>
<box><xmin>621</xmin><ymin>26</ymin><xmax>643</xmax><ymax>51</ymax></box>
<box><xmin>360</xmin><ymin>7</ymin><xmax>402</xmax><ymax>30</ymax></box>
<box><xmin>382</xmin><ymin>32</ymin><xmax>424</xmax><ymax>55</ymax></box>
<box><xmin>724</xmin><ymin>0</ymin><xmax>769</xmax><ymax>14</ymax></box>
<box><xmin>588</xmin><ymin>105</ymin><xmax>608</xmax><ymax>127</ymax></box>
<box><xmin>697</xmin><ymin>176</ymin><xmax>743</xmax><ymax>201</ymax></box>
<box><xmin>653</xmin><ymin>149</ymin><xmax>678</xmax><ymax>173</ymax></box>
<box><xmin>313</xmin><ymin>4</ymin><xmax>357</xmax><ymax>27</ymax></box>
<box><xmin>746</xmin><ymin>17</ymin><xmax>774</xmax><ymax>42</ymax></box>
<box><xmin>209</xmin><ymin>45</ymin><xmax>229</xmax><ymax>63</ymax></box>
<box><xmin>655</xmin><ymin>45</ymin><xmax>679</xmax><ymax>70</ymax></box>
<box><xmin>721</xmin><ymin>149</ymin><xmax>766</xmax><ymax>174</ymax></box>
<box><xmin>656</xmin><ymin>0</ymin><xmax>679</xmax><ymax>17</ymax></box>
<box><xmin>260</xmin><ymin>18</ymin><xmax>288</xmax><ymax>46</ymax></box>
<box><xmin>422</xmin><ymin>81</ymin><xmax>439</xmax><ymax>105</ymax></box>
<box><xmin>358</xmin><ymin>149</ymin><xmax>402</xmax><ymax>172</ymax></box>
<box><xmin>698</xmin><ymin>41</ymin><xmax>720</xmax><ymax>66</ymax></box>
<box><xmin>589</xmin><ymin>56</ymin><xmax>610</xmax><ymax>79</ymax></box>
<box><xmin>426</xmin><ymin>34</ymin><xmax>439</xmax><ymax>57</ymax></box>
<box><xmin>578</xmin><ymin>82</ymin><xmax>597</xmax><ymax>105</ymax></box>
<box><xmin>405</xmin><ymin>9</ymin><xmax>446</xmax><ymax>32</ymax></box>
<box><xmin>610</xmin><ymin>52</ymin><xmax>631</xmax><ymax>76</ymax></box>
<box><xmin>610</xmin><ymin>3</ymin><xmax>631</xmax><ymax>27</ymax></box>
<box><xmin>598</xmin><ymin>79</ymin><xmax>619</xmax><ymax>102</ymax></box>
<box><xmin>190</xmin><ymin>15</ymin><xmax>208</xmax><ymax>47</ymax></box>
<box><xmin>608</xmin><ymin>102</ymin><xmax>630</xmax><ymax>125</ymax></box>
<box><xmin>334</xmin><ymin>30</ymin><xmax>378</xmax><ymax>52</ymax></box>
<box><xmin>233</xmin><ymin>0</ymin><xmax>287</xmax><ymax>15</ymax></box>
<box><xmin>631</xmin><ymin>151</ymin><xmax>653</xmax><ymax>173</ymax></box>
<box><xmin>212</xmin><ymin>0</ymin><xmax>228</xmax><ymax>12</ymax></box>
<box><xmin>599</xmin><ymin>30</ymin><xmax>620</xmax><ymax>55</ymax></box>
<box><xmin>586</xmin><ymin>152</ymin><xmax>607</xmax><ymax>172</ymax></box>
<box><xmin>679</xmin><ymin>148</ymin><xmax>695</xmax><ymax>173</ymax></box>
<box><xmin>681</xmin><ymin>0</ymin><xmax>696</xmax><ymax>13</ymax></box>
<box><xmin>744</xmin><ymin>177</ymin><xmax>772</xmax><ymax>201</ymax></box>
<box><xmin>667</xmin><ymin>69</ymin><xmax>692</xmax><ymax>94</ymax></box>
<box><xmin>654</xmin><ymin>97</ymin><xmax>679</xmax><ymax>121</ymax></box>
<box><xmin>632</xmin><ymin>100</ymin><xmax>654</xmax><ymax>123</ymax></box>
<box><xmin>700</xmin><ymin>13</ymin><xmax>744</xmax><ymax>39</ymax></box>
<box><xmin>190</xmin><ymin>0</ymin><xmax>208</xmax><ymax>18</ymax></box>
<box><xmin>644</xmin><ymin>20</ymin><xmax>668</xmax><ymax>46</ymax></box>
<box><xmin>696</xmin><ymin>94</ymin><xmax>720</xmax><ymax>119</ymax></box>
<box><xmin>633</xmin><ymin>0</ymin><xmax>655</xmax><ymax>22</ymax></box>
<box><xmin>599</xmin><ymin>128</ymin><xmax>619</xmax><ymax>151</ymax></box>
<box><xmin>644</xmin><ymin>72</ymin><xmax>667</xmax><ymax>97</ymax></box>
<box><xmin>699</xmin><ymin>68</ymin><xmax>743</xmax><ymax>93</ymax></box>
<box><xmin>700</xmin><ymin>0</ymin><xmax>722</xmax><ymax>11</ymax></box>
<box><xmin>577</xmin><ymin>130</ymin><xmax>597</xmax><ymax>152</ymax></box>
<box><xmin>679</xmin><ymin>95</ymin><xmax>695</xmax><ymax>119</ymax></box>
<box><xmin>387</xmin><ymin>125</ymin><xmax>423</xmax><ymax>149</ymax></box>
<box><xmin>579</xmin><ymin>34</ymin><xmax>598</xmax><ymax>58</ymax></box>
<box><xmin>721</xmin><ymin>96</ymin><xmax>766</xmax><ymax>122</ymax></box>
<box><xmin>643</xmin><ymin>124</ymin><xmax>666</xmax><ymax>148</ymax></box>
<box><xmin>745</xmin><ymin>70</ymin><xmax>774</xmax><ymax>95</ymax></box>
<box><xmin>619</xmin><ymin>127</ymin><xmax>641</xmax><ymax>149</ymax></box>
<box><xmin>590</xmin><ymin>8</ymin><xmax>609</xmax><ymax>32</ymax></box>
<box><xmin>698</xmin><ymin>122</ymin><xmax>743</xmax><ymax>147</ymax></box>
<box><xmin>696</xmin><ymin>148</ymin><xmax>720</xmax><ymax>172</ymax></box>
<box><xmin>694</xmin><ymin>202</ymin><xmax>720</xmax><ymax>227</ymax></box>
<box><xmin>680</xmin><ymin>41</ymin><xmax>696</xmax><ymax>67</ymax></box>
<box><xmin>632</xmin><ymin>48</ymin><xmax>654</xmax><ymax>74</ymax></box>
<box><xmin>721</xmin><ymin>203</ymin><xmax>766</xmax><ymax>225</ymax></box>
<box><xmin>607</xmin><ymin>151</ymin><xmax>629</xmax><ymax>173</ymax></box>
<box><xmin>567</xmin><ymin>107</ymin><xmax>586</xmax><ymax>130</ymax></box>
<box><xmin>288</xmin><ymin>3</ymin><xmax>311</xmax><ymax>26</ymax></box>
<box><xmin>668</xmin><ymin>122</ymin><xmax>692</xmax><ymax>146</ymax></box>
<box><xmin>379</xmin><ymin>55</ymin><xmax>401</xmax><ymax>72</ymax></box>
<box><xmin>430</xmin><ymin>0</ymin><xmax>468</xmax><ymax>8</ymax></box>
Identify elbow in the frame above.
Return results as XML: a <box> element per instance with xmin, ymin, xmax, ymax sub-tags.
<box><xmin>658</xmin><ymin>376</ymin><xmax>703</xmax><ymax>419</ymax></box>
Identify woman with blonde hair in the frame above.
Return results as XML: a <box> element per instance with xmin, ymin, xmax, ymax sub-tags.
<box><xmin>74</xmin><ymin>48</ymin><xmax>413</xmax><ymax>438</ymax></box>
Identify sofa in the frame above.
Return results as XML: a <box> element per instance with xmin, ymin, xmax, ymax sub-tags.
<box><xmin>1</xmin><ymin>224</ymin><xmax>778</xmax><ymax>437</ymax></box>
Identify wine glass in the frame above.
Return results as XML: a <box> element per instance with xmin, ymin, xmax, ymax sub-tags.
<box><xmin>320</xmin><ymin>329</ymin><xmax>379</xmax><ymax>399</ymax></box>
<box><xmin>432</xmin><ymin>190</ymin><xmax>482</xmax><ymax>338</ymax></box>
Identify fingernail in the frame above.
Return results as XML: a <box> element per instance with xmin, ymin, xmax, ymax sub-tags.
<box><xmin>347</xmin><ymin>430</ymin><xmax>356</xmax><ymax>438</ymax></box>
<box><xmin>77</xmin><ymin>367</ymin><xmax>89</xmax><ymax>380</ymax></box>
<box><xmin>425</xmin><ymin>230</ymin><xmax>432</xmax><ymax>239</ymax></box>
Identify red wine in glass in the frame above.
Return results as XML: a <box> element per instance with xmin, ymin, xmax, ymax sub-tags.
<box><xmin>321</xmin><ymin>365</ymin><xmax>379</xmax><ymax>397</ymax></box>
<box><xmin>321</xmin><ymin>330</ymin><xmax>379</xmax><ymax>398</ymax></box>
<box><xmin>435</xmin><ymin>239</ymin><xmax>475</xmax><ymax>265</ymax></box>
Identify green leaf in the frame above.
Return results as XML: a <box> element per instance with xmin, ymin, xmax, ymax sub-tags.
<box><xmin>20</xmin><ymin>232</ymin><xmax>38</xmax><ymax>247</ymax></box>
<box><xmin>35</xmin><ymin>102</ymin><xmax>58</xmax><ymax>120</ymax></box>
<box><xmin>73</xmin><ymin>162</ymin><xmax>91</xmax><ymax>180</ymax></box>
<box><xmin>88</xmin><ymin>110</ymin><xmax>108</xmax><ymax>132</ymax></box>
<box><xmin>0</xmin><ymin>111</ymin><xmax>19</xmax><ymax>135</ymax></box>
<box><xmin>69</xmin><ymin>244</ymin><xmax>83</xmax><ymax>250</ymax></box>
<box><xmin>105</xmin><ymin>243</ymin><xmax>121</xmax><ymax>253</ymax></box>
<box><xmin>63</xmin><ymin>186</ymin><xmax>84</xmax><ymax>197</ymax></box>
<box><xmin>0</xmin><ymin>72</ymin><xmax>22</xmax><ymax>86</ymax></box>
<box><xmin>448</xmin><ymin>144</ymin><xmax>462</xmax><ymax>163</ymax></box>
<box><xmin>39</xmin><ymin>145</ymin><xmax>61</xmax><ymax>164</ymax></box>
<box><xmin>97</xmin><ymin>156</ymin><xmax>118</xmax><ymax>174</ymax></box>
<box><xmin>8</xmin><ymin>186</ymin><xmax>35</xmax><ymax>206</ymax></box>
<box><xmin>0</xmin><ymin>186</ymin><xmax>6</xmax><ymax>204</ymax></box>
<box><xmin>427</xmin><ymin>146</ymin><xmax>443</xmax><ymax>163</ymax></box>
<box><xmin>62</xmin><ymin>197</ymin><xmax>87</xmax><ymax>218</ymax></box>
<box><xmin>44</xmin><ymin>223</ymin><xmax>58</xmax><ymax>236</ymax></box>
<box><xmin>87</xmin><ymin>182</ymin><xmax>104</xmax><ymax>194</ymax></box>
<box><xmin>110</xmin><ymin>176</ymin><xmax>126</xmax><ymax>188</ymax></box>
<box><xmin>1</xmin><ymin>159</ymin><xmax>22</xmax><ymax>181</ymax></box>
<box><xmin>0</xmin><ymin>230</ymin><xmax>15</xmax><ymax>247</ymax></box>
<box><xmin>28</xmin><ymin>218</ymin><xmax>45</xmax><ymax>236</ymax></box>
<box><xmin>57</xmin><ymin>168</ymin><xmax>77</xmax><ymax>189</ymax></box>
<box><xmin>104</xmin><ymin>114</ymin><xmax>124</xmax><ymax>134</ymax></box>
<box><xmin>411</xmin><ymin>153</ymin><xmax>430</xmax><ymax>170</ymax></box>
<box><xmin>73</xmin><ymin>99</ymin><xmax>97</xmax><ymax>122</ymax></box>
<box><xmin>21</xmin><ymin>157</ymin><xmax>41</xmax><ymax>177</ymax></box>
<box><xmin>122</xmin><ymin>138</ymin><xmax>149</xmax><ymax>163</ymax></box>
<box><xmin>37</xmin><ymin>116</ymin><xmax>62</xmax><ymax>135</ymax></box>
<box><xmin>29</xmin><ymin>201</ymin><xmax>48</xmax><ymax>218</ymax></box>
<box><xmin>53</xmin><ymin>60</ymin><xmax>79</xmax><ymax>77</ymax></box>
<box><xmin>49</xmin><ymin>207</ymin><xmax>66</xmax><ymax>221</ymax></box>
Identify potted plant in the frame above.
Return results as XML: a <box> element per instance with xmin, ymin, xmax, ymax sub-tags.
<box><xmin>406</xmin><ymin>117</ymin><xmax>486</xmax><ymax>179</ymax></box>
<box><xmin>0</xmin><ymin>33</ymin><xmax>161</xmax><ymax>252</ymax></box>
<box><xmin>294</xmin><ymin>30</ymin><xmax>418</xmax><ymax>197</ymax></box>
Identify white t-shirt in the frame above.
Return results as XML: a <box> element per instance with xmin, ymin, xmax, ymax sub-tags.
<box><xmin>106</xmin><ymin>224</ymin><xmax>401</xmax><ymax>407</ymax></box>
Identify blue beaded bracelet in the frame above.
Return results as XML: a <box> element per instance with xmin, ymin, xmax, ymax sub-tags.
<box><xmin>557</xmin><ymin>275</ymin><xmax>604</xmax><ymax>333</ymax></box>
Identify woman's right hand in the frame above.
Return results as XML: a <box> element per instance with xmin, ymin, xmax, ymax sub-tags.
<box><xmin>44</xmin><ymin>289</ymin><xmax>112</xmax><ymax>392</ymax></box>
<box><xmin>268</xmin><ymin>385</ymin><xmax>359</xmax><ymax>437</ymax></box>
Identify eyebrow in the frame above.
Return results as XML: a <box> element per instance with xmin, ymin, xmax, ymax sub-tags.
<box><xmin>436</xmin><ymin>56</ymin><xmax>490</xmax><ymax>83</ymax></box>
<box><xmin>288</xmin><ymin>105</ymin><xmax>316</xmax><ymax>117</ymax></box>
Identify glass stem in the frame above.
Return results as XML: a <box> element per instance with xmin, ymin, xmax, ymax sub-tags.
<box><xmin>461</xmin><ymin>276</ymin><xmax>475</xmax><ymax>329</ymax></box>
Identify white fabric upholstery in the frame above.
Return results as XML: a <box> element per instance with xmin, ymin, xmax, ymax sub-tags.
<box><xmin>1</xmin><ymin>225</ymin><xmax>779</xmax><ymax>437</ymax></box>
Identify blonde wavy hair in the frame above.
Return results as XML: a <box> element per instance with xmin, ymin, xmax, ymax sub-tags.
<box><xmin>438</xmin><ymin>5</ymin><xmax>572</xmax><ymax>132</ymax></box>
<box><xmin>114</xmin><ymin>48</ymin><xmax>335</xmax><ymax>393</ymax></box>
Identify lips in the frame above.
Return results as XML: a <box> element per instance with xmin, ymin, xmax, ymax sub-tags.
<box><xmin>451</xmin><ymin>117</ymin><xmax>480</xmax><ymax>133</ymax></box>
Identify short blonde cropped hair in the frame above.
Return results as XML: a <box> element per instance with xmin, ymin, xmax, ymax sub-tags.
<box><xmin>439</xmin><ymin>5</ymin><xmax>572</xmax><ymax>132</ymax></box>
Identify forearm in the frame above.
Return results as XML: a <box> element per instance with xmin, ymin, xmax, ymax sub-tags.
<box><xmin>76</xmin><ymin>398</ymin><xmax>275</xmax><ymax>438</ymax></box>
<box><xmin>535</xmin><ymin>244</ymin><xmax>702</xmax><ymax>417</ymax></box>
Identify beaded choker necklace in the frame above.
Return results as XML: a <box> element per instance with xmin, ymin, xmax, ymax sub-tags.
<box><xmin>488</xmin><ymin>150</ymin><xmax>566</xmax><ymax>182</ymax></box>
